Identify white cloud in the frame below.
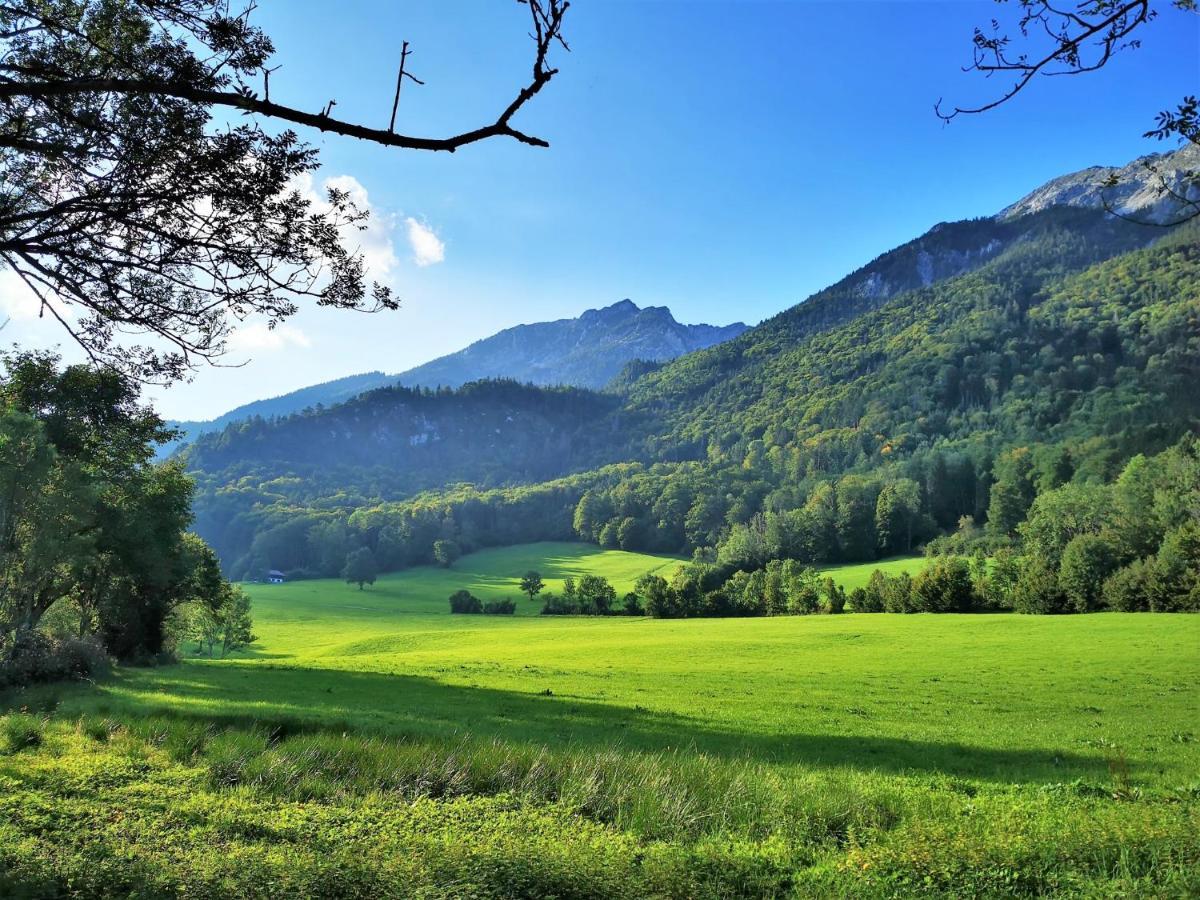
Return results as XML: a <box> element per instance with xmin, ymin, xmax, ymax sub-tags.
<box><xmin>291</xmin><ymin>173</ymin><xmax>400</xmax><ymax>281</ymax></box>
<box><xmin>406</xmin><ymin>217</ymin><xmax>445</xmax><ymax>267</ymax></box>
<box><xmin>0</xmin><ymin>268</ymin><xmax>46</xmax><ymax>321</ymax></box>
<box><xmin>227</xmin><ymin>322</ymin><xmax>312</xmax><ymax>353</ymax></box>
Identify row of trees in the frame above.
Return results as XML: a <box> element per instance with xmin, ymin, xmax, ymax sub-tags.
<box><xmin>0</xmin><ymin>354</ymin><xmax>252</xmax><ymax>679</ymax></box>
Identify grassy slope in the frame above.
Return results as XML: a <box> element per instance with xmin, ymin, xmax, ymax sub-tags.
<box><xmin>3</xmin><ymin>544</ymin><xmax>1198</xmax><ymax>898</ymax></box>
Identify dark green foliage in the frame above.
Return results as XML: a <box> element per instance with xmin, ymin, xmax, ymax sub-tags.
<box><xmin>538</xmin><ymin>592</ymin><xmax>574</xmax><ymax>615</ymax></box>
<box><xmin>883</xmin><ymin>572</ymin><xmax>916</xmax><ymax>614</ymax></box>
<box><xmin>519</xmin><ymin>571</ymin><xmax>544</xmax><ymax>602</ymax></box>
<box><xmin>634</xmin><ymin>574</ymin><xmax>679</xmax><ymax>619</ymax></box>
<box><xmin>342</xmin><ymin>548</ymin><xmax>378</xmax><ymax>590</ymax></box>
<box><xmin>855</xmin><ymin>571</ymin><xmax>888</xmax><ymax>612</ymax></box>
<box><xmin>912</xmin><ymin>558</ymin><xmax>978</xmax><ymax>612</ymax></box>
<box><xmin>1150</xmin><ymin>524</ymin><xmax>1200</xmax><ymax>612</ymax></box>
<box><xmin>621</xmin><ymin>592</ymin><xmax>644</xmax><ymax>615</ymax></box>
<box><xmin>988</xmin><ymin>448</ymin><xmax>1037</xmax><ymax>538</ymax></box>
<box><xmin>482</xmin><ymin>598</ymin><xmax>516</xmax><ymax>615</ymax></box>
<box><xmin>0</xmin><ymin>631</ymin><xmax>108</xmax><ymax>690</ymax></box>
<box><xmin>820</xmin><ymin>578</ymin><xmax>846</xmax><ymax>614</ymax></box>
<box><xmin>448</xmin><ymin>590</ymin><xmax>482</xmax><ymax>614</ymax></box>
<box><xmin>433</xmin><ymin>540</ymin><xmax>461</xmax><ymax>569</ymax></box>
<box><xmin>1104</xmin><ymin>561</ymin><xmax>1154</xmax><ymax>612</ymax></box>
<box><xmin>181</xmin><ymin>211</ymin><xmax>1200</xmax><ymax>618</ymax></box>
<box><xmin>0</xmin><ymin>354</ymin><xmax>239</xmax><ymax>663</ymax></box>
<box><xmin>1059</xmin><ymin>534</ymin><xmax>1122</xmax><ymax>612</ymax></box>
<box><xmin>1012</xmin><ymin>558</ymin><xmax>1071</xmax><ymax>615</ymax></box>
<box><xmin>575</xmin><ymin>575</ymin><xmax>617</xmax><ymax>615</ymax></box>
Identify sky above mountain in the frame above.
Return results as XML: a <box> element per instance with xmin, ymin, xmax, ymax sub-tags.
<box><xmin>3</xmin><ymin>0</ymin><xmax>1195</xmax><ymax>420</ymax></box>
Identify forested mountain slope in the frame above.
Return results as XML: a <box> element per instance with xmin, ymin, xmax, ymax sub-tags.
<box><xmin>164</xmin><ymin>301</ymin><xmax>745</xmax><ymax>457</ymax></box>
<box><xmin>166</xmin><ymin>371</ymin><xmax>398</xmax><ymax>454</ymax></box>
<box><xmin>188</xmin><ymin>207</ymin><xmax>1198</xmax><ymax>576</ymax></box>
<box><xmin>186</xmin><ymin>379</ymin><xmax>624</xmax><ymax>501</ymax></box>
<box><xmin>337</xmin><ymin>220</ymin><xmax>1198</xmax><ymax>570</ymax></box>
<box><xmin>619</xmin><ymin>208</ymin><xmax>1156</xmax><ymax>433</ymax></box>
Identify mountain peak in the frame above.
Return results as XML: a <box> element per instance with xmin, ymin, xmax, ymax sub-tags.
<box><xmin>400</xmin><ymin>301</ymin><xmax>745</xmax><ymax>390</ymax></box>
<box><xmin>999</xmin><ymin>144</ymin><xmax>1199</xmax><ymax>223</ymax></box>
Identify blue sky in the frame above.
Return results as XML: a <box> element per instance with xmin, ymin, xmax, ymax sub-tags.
<box><xmin>4</xmin><ymin>1</ymin><xmax>1197</xmax><ymax>419</ymax></box>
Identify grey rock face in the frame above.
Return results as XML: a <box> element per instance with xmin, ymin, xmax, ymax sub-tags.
<box><xmin>999</xmin><ymin>145</ymin><xmax>1199</xmax><ymax>223</ymax></box>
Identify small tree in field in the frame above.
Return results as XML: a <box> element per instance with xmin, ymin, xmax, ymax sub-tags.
<box><xmin>519</xmin><ymin>571</ymin><xmax>544</xmax><ymax>602</ymax></box>
<box><xmin>218</xmin><ymin>588</ymin><xmax>256</xmax><ymax>658</ymax></box>
<box><xmin>342</xmin><ymin>547</ymin><xmax>378</xmax><ymax>590</ymax></box>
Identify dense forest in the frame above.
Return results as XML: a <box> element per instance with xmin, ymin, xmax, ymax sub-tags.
<box><xmin>185</xmin><ymin>211</ymin><xmax>1199</xmax><ymax>610</ymax></box>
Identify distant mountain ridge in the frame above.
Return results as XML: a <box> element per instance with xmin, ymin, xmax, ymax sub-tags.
<box><xmin>394</xmin><ymin>299</ymin><xmax>747</xmax><ymax>391</ymax></box>
<box><xmin>165</xmin><ymin>301</ymin><xmax>747</xmax><ymax>453</ymax></box>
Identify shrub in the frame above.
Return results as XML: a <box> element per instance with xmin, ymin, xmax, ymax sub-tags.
<box><xmin>978</xmin><ymin>547</ymin><xmax>1020</xmax><ymax>610</ymax></box>
<box><xmin>1012</xmin><ymin>558</ymin><xmax>1071</xmax><ymax>614</ymax></box>
<box><xmin>847</xmin><ymin>587</ymin><xmax>869</xmax><ymax>613</ymax></box>
<box><xmin>912</xmin><ymin>557</ymin><xmax>977</xmax><ymax>612</ymax></box>
<box><xmin>448</xmin><ymin>590</ymin><xmax>482</xmax><ymax>614</ymax></box>
<box><xmin>1104</xmin><ymin>560</ymin><xmax>1152</xmax><ymax>612</ymax></box>
<box><xmin>1059</xmin><ymin>534</ymin><xmax>1121</xmax><ymax>612</ymax></box>
<box><xmin>820</xmin><ymin>577</ymin><xmax>846</xmax><ymax>614</ymax></box>
<box><xmin>540</xmin><ymin>592</ymin><xmax>577</xmax><ymax>615</ymax></box>
<box><xmin>622</xmin><ymin>592</ymin><xmax>644</xmax><ymax>616</ymax></box>
<box><xmin>1148</xmin><ymin>524</ymin><xmax>1200</xmax><ymax>611</ymax></box>
<box><xmin>855</xmin><ymin>572</ymin><xmax>886</xmax><ymax>612</ymax></box>
<box><xmin>0</xmin><ymin>631</ymin><xmax>109</xmax><ymax>689</ymax></box>
<box><xmin>882</xmin><ymin>572</ymin><xmax>915</xmax><ymax>613</ymax></box>
<box><xmin>482</xmin><ymin>598</ymin><xmax>516</xmax><ymax>615</ymax></box>
<box><xmin>637</xmin><ymin>574</ymin><xmax>679</xmax><ymax>618</ymax></box>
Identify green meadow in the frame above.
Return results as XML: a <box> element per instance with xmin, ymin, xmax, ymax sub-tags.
<box><xmin>2</xmin><ymin>543</ymin><xmax>1198</xmax><ymax>898</ymax></box>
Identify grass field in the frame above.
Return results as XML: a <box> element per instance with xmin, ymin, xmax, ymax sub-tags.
<box><xmin>2</xmin><ymin>543</ymin><xmax>1197</xmax><ymax>897</ymax></box>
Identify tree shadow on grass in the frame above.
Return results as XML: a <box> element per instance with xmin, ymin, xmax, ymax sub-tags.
<box><xmin>59</xmin><ymin>662</ymin><xmax>1115</xmax><ymax>785</ymax></box>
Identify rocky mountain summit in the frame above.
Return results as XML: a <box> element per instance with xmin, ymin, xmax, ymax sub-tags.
<box><xmin>1000</xmin><ymin>144</ymin><xmax>1199</xmax><ymax>224</ymax></box>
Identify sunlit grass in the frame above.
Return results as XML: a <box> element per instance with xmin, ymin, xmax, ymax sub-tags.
<box><xmin>3</xmin><ymin>542</ymin><xmax>1198</xmax><ymax>897</ymax></box>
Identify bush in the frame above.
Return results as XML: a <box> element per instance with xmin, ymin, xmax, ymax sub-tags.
<box><xmin>847</xmin><ymin>587</ymin><xmax>869</xmax><ymax>613</ymax></box>
<box><xmin>912</xmin><ymin>557</ymin><xmax>977</xmax><ymax>612</ymax></box>
<box><xmin>1104</xmin><ymin>560</ymin><xmax>1152</xmax><ymax>612</ymax></box>
<box><xmin>539</xmin><ymin>592</ymin><xmax>577</xmax><ymax>615</ymax></box>
<box><xmin>0</xmin><ymin>631</ymin><xmax>110</xmax><ymax>689</ymax></box>
<box><xmin>820</xmin><ymin>577</ymin><xmax>846</xmax><ymax>614</ymax></box>
<box><xmin>883</xmin><ymin>572</ymin><xmax>915</xmax><ymax>613</ymax></box>
<box><xmin>622</xmin><ymin>592</ymin><xmax>644</xmax><ymax>615</ymax></box>
<box><xmin>855</xmin><ymin>572</ymin><xmax>887</xmax><ymax>612</ymax></box>
<box><xmin>1012</xmin><ymin>558</ymin><xmax>1071</xmax><ymax>614</ymax></box>
<box><xmin>1149</xmin><ymin>524</ymin><xmax>1200</xmax><ymax>611</ymax></box>
<box><xmin>1059</xmin><ymin>534</ymin><xmax>1121</xmax><ymax>612</ymax></box>
<box><xmin>448</xmin><ymin>590</ymin><xmax>483</xmax><ymax>614</ymax></box>
<box><xmin>482</xmin><ymin>598</ymin><xmax>516</xmax><ymax>615</ymax></box>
